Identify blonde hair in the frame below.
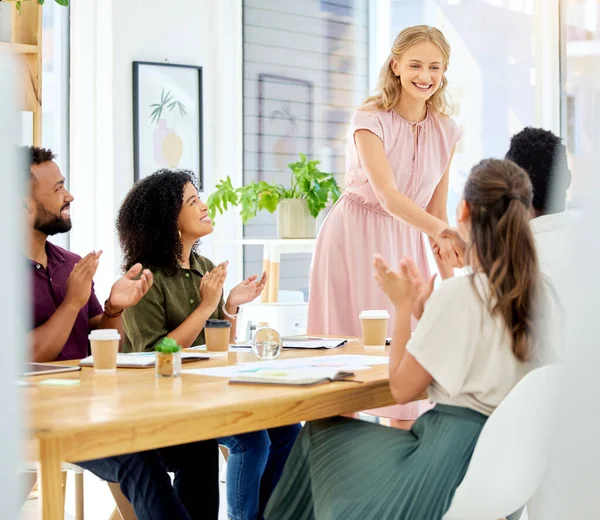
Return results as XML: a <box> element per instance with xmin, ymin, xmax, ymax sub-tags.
<box><xmin>361</xmin><ymin>25</ymin><xmax>452</xmax><ymax>115</ymax></box>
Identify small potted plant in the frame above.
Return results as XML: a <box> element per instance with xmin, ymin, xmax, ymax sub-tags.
<box><xmin>207</xmin><ymin>153</ymin><xmax>341</xmax><ymax>239</ymax></box>
<box><xmin>155</xmin><ymin>337</ymin><xmax>182</xmax><ymax>378</ymax></box>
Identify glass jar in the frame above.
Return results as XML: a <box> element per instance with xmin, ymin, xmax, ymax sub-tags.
<box><xmin>251</xmin><ymin>326</ymin><xmax>282</xmax><ymax>360</ymax></box>
<box><xmin>155</xmin><ymin>338</ymin><xmax>182</xmax><ymax>378</ymax></box>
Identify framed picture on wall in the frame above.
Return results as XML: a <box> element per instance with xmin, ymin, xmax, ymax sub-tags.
<box><xmin>258</xmin><ymin>74</ymin><xmax>314</xmax><ymax>182</ymax></box>
<box><xmin>132</xmin><ymin>61</ymin><xmax>203</xmax><ymax>186</ymax></box>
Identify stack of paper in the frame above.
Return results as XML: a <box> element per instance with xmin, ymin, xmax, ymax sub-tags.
<box><xmin>79</xmin><ymin>352</ymin><xmax>208</xmax><ymax>368</ymax></box>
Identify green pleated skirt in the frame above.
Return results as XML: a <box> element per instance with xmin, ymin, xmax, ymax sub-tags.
<box><xmin>264</xmin><ymin>404</ymin><xmax>487</xmax><ymax>520</ymax></box>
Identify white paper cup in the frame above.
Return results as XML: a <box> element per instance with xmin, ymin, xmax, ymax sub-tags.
<box><xmin>359</xmin><ymin>310</ymin><xmax>389</xmax><ymax>350</ymax></box>
<box><xmin>88</xmin><ymin>329</ymin><xmax>120</xmax><ymax>372</ymax></box>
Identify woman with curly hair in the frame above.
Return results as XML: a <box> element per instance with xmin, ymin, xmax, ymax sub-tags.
<box><xmin>117</xmin><ymin>169</ymin><xmax>301</xmax><ymax>520</ymax></box>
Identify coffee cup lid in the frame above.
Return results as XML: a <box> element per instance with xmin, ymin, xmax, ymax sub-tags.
<box><xmin>89</xmin><ymin>329</ymin><xmax>121</xmax><ymax>340</ymax></box>
<box><xmin>206</xmin><ymin>319</ymin><xmax>231</xmax><ymax>328</ymax></box>
<box><xmin>359</xmin><ymin>310</ymin><xmax>390</xmax><ymax>319</ymax></box>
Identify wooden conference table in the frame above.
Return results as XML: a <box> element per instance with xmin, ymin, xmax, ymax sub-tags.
<box><xmin>25</xmin><ymin>339</ymin><xmax>398</xmax><ymax>519</ymax></box>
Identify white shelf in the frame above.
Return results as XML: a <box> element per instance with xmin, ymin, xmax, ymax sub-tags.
<box><xmin>0</xmin><ymin>42</ymin><xmax>39</xmax><ymax>55</ymax></box>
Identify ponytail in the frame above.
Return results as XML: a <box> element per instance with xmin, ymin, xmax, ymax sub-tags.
<box><xmin>464</xmin><ymin>159</ymin><xmax>540</xmax><ymax>361</ymax></box>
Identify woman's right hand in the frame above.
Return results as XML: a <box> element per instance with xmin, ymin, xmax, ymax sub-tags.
<box><xmin>434</xmin><ymin>228</ymin><xmax>466</xmax><ymax>267</ymax></box>
<box><xmin>199</xmin><ymin>261</ymin><xmax>228</xmax><ymax>312</ymax></box>
<box><xmin>435</xmin><ymin>235</ymin><xmax>461</xmax><ymax>267</ymax></box>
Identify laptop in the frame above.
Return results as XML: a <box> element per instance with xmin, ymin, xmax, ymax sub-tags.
<box><xmin>23</xmin><ymin>363</ymin><xmax>82</xmax><ymax>377</ymax></box>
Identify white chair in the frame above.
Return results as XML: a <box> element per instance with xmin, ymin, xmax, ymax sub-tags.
<box><xmin>22</xmin><ymin>462</ymin><xmax>84</xmax><ymax>520</ymax></box>
<box><xmin>443</xmin><ymin>364</ymin><xmax>560</xmax><ymax>520</ymax></box>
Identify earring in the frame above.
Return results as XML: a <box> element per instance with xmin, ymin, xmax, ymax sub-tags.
<box><xmin>178</xmin><ymin>230</ymin><xmax>182</xmax><ymax>239</ymax></box>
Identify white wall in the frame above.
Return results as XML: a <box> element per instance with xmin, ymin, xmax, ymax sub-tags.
<box><xmin>71</xmin><ymin>0</ymin><xmax>243</xmax><ymax>302</ymax></box>
<box><xmin>0</xmin><ymin>53</ymin><xmax>25</xmax><ymax>520</ymax></box>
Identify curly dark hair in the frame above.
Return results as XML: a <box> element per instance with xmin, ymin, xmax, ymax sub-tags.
<box><xmin>505</xmin><ymin>127</ymin><xmax>571</xmax><ymax>214</ymax></box>
<box><xmin>24</xmin><ymin>146</ymin><xmax>56</xmax><ymax>189</ymax></box>
<box><xmin>116</xmin><ymin>169</ymin><xmax>200</xmax><ymax>271</ymax></box>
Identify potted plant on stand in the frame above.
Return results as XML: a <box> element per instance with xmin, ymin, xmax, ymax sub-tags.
<box><xmin>207</xmin><ymin>153</ymin><xmax>341</xmax><ymax>239</ymax></box>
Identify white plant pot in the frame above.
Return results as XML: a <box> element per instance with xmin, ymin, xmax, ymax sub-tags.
<box><xmin>0</xmin><ymin>3</ymin><xmax>13</xmax><ymax>43</ymax></box>
<box><xmin>277</xmin><ymin>199</ymin><xmax>317</xmax><ymax>239</ymax></box>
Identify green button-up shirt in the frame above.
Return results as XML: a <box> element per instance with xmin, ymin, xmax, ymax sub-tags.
<box><xmin>123</xmin><ymin>253</ymin><xmax>225</xmax><ymax>352</ymax></box>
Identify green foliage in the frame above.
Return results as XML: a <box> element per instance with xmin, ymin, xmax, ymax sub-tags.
<box><xmin>207</xmin><ymin>153</ymin><xmax>341</xmax><ymax>224</ymax></box>
<box><xmin>149</xmin><ymin>89</ymin><xmax>187</xmax><ymax>125</ymax></box>
<box><xmin>155</xmin><ymin>337</ymin><xmax>181</xmax><ymax>353</ymax></box>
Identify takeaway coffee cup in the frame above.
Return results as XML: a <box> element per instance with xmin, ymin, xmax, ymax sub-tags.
<box><xmin>205</xmin><ymin>319</ymin><xmax>231</xmax><ymax>352</ymax></box>
<box><xmin>359</xmin><ymin>310</ymin><xmax>389</xmax><ymax>350</ymax></box>
<box><xmin>88</xmin><ymin>329</ymin><xmax>120</xmax><ymax>372</ymax></box>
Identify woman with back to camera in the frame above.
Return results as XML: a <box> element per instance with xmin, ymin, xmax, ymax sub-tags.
<box><xmin>266</xmin><ymin>158</ymin><xmax>556</xmax><ymax>520</ymax></box>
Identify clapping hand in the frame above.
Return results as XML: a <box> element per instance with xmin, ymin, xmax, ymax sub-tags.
<box><xmin>400</xmin><ymin>256</ymin><xmax>436</xmax><ymax>319</ymax></box>
<box><xmin>107</xmin><ymin>263</ymin><xmax>154</xmax><ymax>312</ymax></box>
<box><xmin>200</xmin><ymin>262</ymin><xmax>228</xmax><ymax>312</ymax></box>
<box><xmin>65</xmin><ymin>251</ymin><xmax>102</xmax><ymax>310</ymax></box>
<box><xmin>373</xmin><ymin>254</ymin><xmax>414</xmax><ymax>307</ymax></box>
<box><xmin>226</xmin><ymin>272</ymin><xmax>268</xmax><ymax>309</ymax></box>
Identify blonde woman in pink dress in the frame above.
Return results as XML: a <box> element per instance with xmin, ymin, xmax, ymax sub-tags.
<box><xmin>307</xmin><ymin>25</ymin><xmax>462</xmax><ymax>426</ymax></box>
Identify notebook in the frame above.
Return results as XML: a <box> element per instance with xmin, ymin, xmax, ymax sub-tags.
<box><xmin>79</xmin><ymin>352</ymin><xmax>209</xmax><ymax>368</ymax></box>
<box><xmin>229</xmin><ymin>367</ymin><xmax>357</xmax><ymax>386</ymax></box>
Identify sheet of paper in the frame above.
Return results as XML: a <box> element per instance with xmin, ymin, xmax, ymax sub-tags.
<box><xmin>183</xmin><ymin>354</ymin><xmax>388</xmax><ymax>378</ymax></box>
<box><xmin>189</xmin><ymin>344</ymin><xmax>251</xmax><ymax>353</ymax></box>
<box><xmin>229</xmin><ymin>345</ymin><xmax>253</xmax><ymax>352</ymax></box>
<box><xmin>184</xmin><ymin>365</ymin><xmax>244</xmax><ymax>377</ymax></box>
<box><xmin>80</xmin><ymin>353</ymin><xmax>156</xmax><ymax>367</ymax></box>
<box><xmin>38</xmin><ymin>379</ymin><xmax>81</xmax><ymax>387</ymax></box>
<box><xmin>231</xmin><ymin>339</ymin><xmax>347</xmax><ymax>350</ymax></box>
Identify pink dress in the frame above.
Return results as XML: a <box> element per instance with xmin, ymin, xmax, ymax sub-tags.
<box><xmin>307</xmin><ymin>108</ymin><xmax>461</xmax><ymax>419</ymax></box>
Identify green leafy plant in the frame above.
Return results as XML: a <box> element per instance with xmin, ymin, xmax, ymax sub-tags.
<box><xmin>149</xmin><ymin>89</ymin><xmax>187</xmax><ymax>125</ymax></box>
<box><xmin>155</xmin><ymin>337</ymin><xmax>181</xmax><ymax>353</ymax></box>
<box><xmin>3</xmin><ymin>0</ymin><xmax>69</xmax><ymax>14</ymax></box>
<box><xmin>207</xmin><ymin>153</ymin><xmax>341</xmax><ymax>224</ymax></box>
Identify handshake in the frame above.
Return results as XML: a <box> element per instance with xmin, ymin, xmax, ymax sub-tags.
<box><xmin>430</xmin><ymin>228</ymin><xmax>466</xmax><ymax>268</ymax></box>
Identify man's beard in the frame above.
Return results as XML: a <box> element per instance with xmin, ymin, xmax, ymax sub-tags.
<box><xmin>33</xmin><ymin>203</ymin><xmax>72</xmax><ymax>236</ymax></box>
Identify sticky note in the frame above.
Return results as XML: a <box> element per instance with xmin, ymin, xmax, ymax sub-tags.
<box><xmin>38</xmin><ymin>379</ymin><xmax>81</xmax><ymax>387</ymax></box>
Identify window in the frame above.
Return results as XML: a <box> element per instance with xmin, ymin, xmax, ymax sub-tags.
<box><xmin>42</xmin><ymin>2</ymin><xmax>69</xmax><ymax>166</ymax></box>
<box><xmin>562</xmin><ymin>0</ymin><xmax>600</xmax><ymax>208</ymax></box>
<box><xmin>242</xmin><ymin>0</ymin><xmax>369</xmax><ymax>298</ymax></box>
<box><xmin>380</xmin><ymin>0</ymin><xmax>560</xmax><ymax>273</ymax></box>
<box><xmin>42</xmin><ymin>1</ymin><xmax>70</xmax><ymax>248</ymax></box>
<box><xmin>388</xmin><ymin>0</ymin><xmax>546</xmax><ymax>226</ymax></box>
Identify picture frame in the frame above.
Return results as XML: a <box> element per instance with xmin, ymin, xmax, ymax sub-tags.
<box><xmin>257</xmin><ymin>73</ymin><xmax>314</xmax><ymax>182</ymax></box>
<box><xmin>132</xmin><ymin>61</ymin><xmax>203</xmax><ymax>186</ymax></box>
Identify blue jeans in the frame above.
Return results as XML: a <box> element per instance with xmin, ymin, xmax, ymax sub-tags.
<box><xmin>77</xmin><ymin>439</ymin><xmax>219</xmax><ymax>520</ymax></box>
<box><xmin>219</xmin><ymin>424</ymin><xmax>302</xmax><ymax>520</ymax></box>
